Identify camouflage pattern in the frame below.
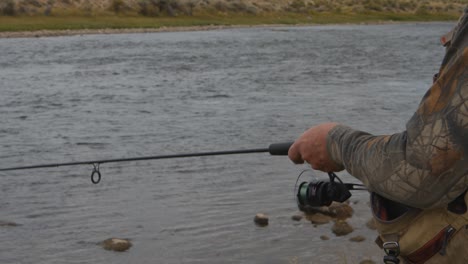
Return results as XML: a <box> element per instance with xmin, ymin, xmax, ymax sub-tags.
<box><xmin>327</xmin><ymin>9</ymin><xmax>468</xmax><ymax>209</ymax></box>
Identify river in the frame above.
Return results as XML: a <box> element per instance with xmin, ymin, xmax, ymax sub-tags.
<box><xmin>0</xmin><ymin>22</ymin><xmax>454</xmax><ymax>263</ymax></box>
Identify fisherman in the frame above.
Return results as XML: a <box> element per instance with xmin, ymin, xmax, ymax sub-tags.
<box><xmin>288</xmin><ymin>8</ymin><xmax>468</xmax><ymax>264</ymax></box>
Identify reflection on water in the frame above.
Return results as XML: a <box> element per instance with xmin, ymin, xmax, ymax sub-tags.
<box><xmin>0</xmin><ymin>22</ymin><xmax>453</xmax><ymax>263</ymax></box>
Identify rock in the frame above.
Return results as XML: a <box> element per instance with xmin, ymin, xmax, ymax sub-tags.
<box><xmin>366</xmin><ymin>218</ymin><xmax>377</xmax><ymax>230</ymax></box>
<box><xmin>328</xmin><ymin>202</ymin><xmax>354</xmax><ymax>219</ymax></box>
<box><xmin>359</xmin><ymin>260</ymin><xmax>376</xmax><ymax>264</ymax></box>
<box><xmin>320</xmin><ymin>235</ymin><xmax>330</xmax><ymax>241</ymax></box>
<box><xmin>305</xmin><ymin>213</ymin><xmax>332</xmax><ymax>225</ymax></box>
<box><xmin>331</xmin><ymin>220</ymin><xmax>354</xmax><ymax>236</ymax></box>
<box><xmin>349</xmin><ymin>235</ymin><xmax>366</xmax><ymax>242</ymax></box>
<box><xmin>291</xmin><ymin>214</ymin><xmax>303</xmax><ymax>221</ymax></box>
<box><xmin>301</xmin><ymin>202</ymin><xmax>354</xmax><ymax>219</ymax></box>
<box><xmin>254</xmin><ymin>213</ymin><xmax>269</xmax><ymax>227</ymax></box>
<box><xmin>100</xmin><ymin>238</ymin><xmax>132</xmax><ymax>252</ymax></box>
<box><xmin>0</xmin><ymin>220</ymin><xmax>20</xmax><ymax>227</ymax></box>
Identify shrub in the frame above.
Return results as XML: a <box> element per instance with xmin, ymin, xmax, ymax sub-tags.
<box><xmin>138</xmin><ymin>0</ymin><xmax>185</xmax><ymax>17</ymax></box>
<box><xmin>214</xmin><ymin>1</ymin><xmax>228</xmax><ymax>12</ymax></box>
<box><xmin>44</xmin><ymin>0</ymin><xmax>55</xmax><ymax>16</ymax></box>
<box><xmin>290</xmin><ymin>0</ymin><xmax>306</xmax><ymax>11</ymax></box>
<box><xmin>112</xmin><ymin>0</ymin><xmax>125</xmax><ymax>14</ymax></box>
<box><xmin>186</xmin><ymin>0</ymin><xmax>196</xmax><ymax>15</ymax></box>
<box><xmin>83</xmin><ymin>0</ymin><xmax>93</xmax><ymax>15</ymax></box>
<box><xmin>1</xmin><ymin>0</ymin><xmax>16</xmax><ymax>16</ymax></box>
<box><xmin>24</xmin><ymin>0</ymin><xmax>42</xmax><ymax>8</ymax></box>
<box><xmin>139</xmin><ymin>0</ymin><xmax>160</xmax><ymax>16</ymax></box>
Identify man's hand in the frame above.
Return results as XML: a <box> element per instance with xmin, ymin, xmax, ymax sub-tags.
<box><xmin>288</xmin><ymin>122</ymin><xmax>343</xmax><ymax>172</ymax></box>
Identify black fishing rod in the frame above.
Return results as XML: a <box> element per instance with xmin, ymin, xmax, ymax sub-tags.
<box><xmin>0</xmin><ymin>142</ymin><xmax>294</xmax><ymax>184</ymax></box>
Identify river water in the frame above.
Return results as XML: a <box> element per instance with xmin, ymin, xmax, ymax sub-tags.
<box><xmin>0</xmin><ymin>22</ymin><xmax>454</xmax><ymax>263</ymax></box>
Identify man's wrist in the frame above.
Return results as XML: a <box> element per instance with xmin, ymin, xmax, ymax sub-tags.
<box><xmin>326</xmin><ymin>124</ymin><xmax>351</xmax><ymax>171</ymax></box>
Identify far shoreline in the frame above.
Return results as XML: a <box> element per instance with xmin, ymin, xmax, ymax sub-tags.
<box><xmin>0</xmin><ymin>21</ymin><xmax>457</xmax><ymax>39</ymax></box>
<box><xmin>0</xmin><ymin>12</ymin><xmax>459</xmax><ymax>39</ymax></box>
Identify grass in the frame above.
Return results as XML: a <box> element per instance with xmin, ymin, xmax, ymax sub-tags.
<box><xmin>0</xmin><ymin>12</ymin><xmax>460</xmax><ymax>32</ymax></box>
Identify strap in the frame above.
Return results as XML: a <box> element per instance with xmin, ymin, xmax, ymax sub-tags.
<box><xmin>381</xmin><ymin>234</ymin><xmax>401</xmax><ymax>264</ymax></box>
<box><xmin>405</xmin><ymin>226</ymin><xmax>455</xmax><ymax>264</ymax></box>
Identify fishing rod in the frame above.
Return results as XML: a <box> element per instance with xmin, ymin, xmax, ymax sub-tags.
<box><xmin>0</xmin><ymin>142</ymin><xmax>294</xmax><ymax>184</ymax></box>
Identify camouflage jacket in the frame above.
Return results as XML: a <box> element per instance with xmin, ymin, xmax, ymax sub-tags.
<box><xmin>327</xmin><ymin>9</ymin><xmax>468</xmax><ymax>209</ymax></box>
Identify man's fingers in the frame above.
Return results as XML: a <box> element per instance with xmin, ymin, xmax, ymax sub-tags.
<box><xmin>288</xmin><ymin>142</ymin><xmax>304</xmax><ymax>164</ymax></box>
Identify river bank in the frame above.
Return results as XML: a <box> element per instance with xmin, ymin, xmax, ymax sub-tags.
<box><xmin>0</xmin><ymin>11</ymin><xmax>459</xmax><ymax>38</ymax></box>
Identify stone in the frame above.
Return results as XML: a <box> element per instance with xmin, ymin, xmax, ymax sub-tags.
<box><xmin>291</xmin><ymin>214</ymin><xmax>303</xmax><ymax>221</ymax></box>
<box><xmin>349</xmin><ymin>235</ymin><xmax>366</xmax><ymax>242</ymax></box>
<box><xmin>254</xmin><ymin>213</ymin><xmax>269</xmax><ymax>227</ymax></box>
<box><xmin>301</xmin><ymin>201</ymin><xmax>354</xmax><ymax>219</ymax></box>
<box><xmin>320</xmin><ymin>235</ymin><xmax>330</xmax><ymax>241</ymax></box>
<box><xmin>100</xmin><ymin>238</ymin><xmax>132</xmax><ymax>252</ymax></box>
<box><xmin>305</xmin><ymin>213</ymin><xmax>332</xmax><ymax>225</ymax></box>
<box><xmin>328</xmin><ymin>202</ymin><xmax>354</xmax><ymax>219</ymax></box>
<box><xmin>331</xmin><ymin>220</ymin><xmax>354</xmax><ymax>236</ymax></box>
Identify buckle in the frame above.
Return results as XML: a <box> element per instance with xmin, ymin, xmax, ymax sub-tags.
<box><xmin>383</xmin><ymin>241</ymin><xmax>400</xmax><ymax>257</ymax></box>
<box><xmin>439</xmin><ymin>227</ymin><xmax>455</xmax><ymax>256</ymax></box>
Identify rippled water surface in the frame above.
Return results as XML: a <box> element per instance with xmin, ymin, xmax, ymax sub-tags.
<box><xmin>0</xmin><ymin>22</ymin><xmax>454</xmax><ymax>263</ymax></box>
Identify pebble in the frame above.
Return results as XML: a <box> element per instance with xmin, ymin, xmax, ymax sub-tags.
<box><xmin>331</xmin><ymin>220</ymin><xmax>354</xmax><ymax>236</ymax></box>
<box><xmin>320</xmin><ymin>235</ymin><xmax>330</xmax><ymax>241</ymax></box>
<box><xmin>100</xmin><ymin>238</ymin><xmax>132</xmax><ymax>252</ymax></box>
<box><xmin>291</xmin><ymin>214</ymin><xmax>303</xmax><ymax>221</ymax></box>
<box><xmin>349</xmin><ymin>235</ymin><xmax>366</xmax><ymax>242</ymax></box>
<box><xmin>254</xmin><ymin>213</ymin><xmax>269</xmax><ymax>226</ymax></box>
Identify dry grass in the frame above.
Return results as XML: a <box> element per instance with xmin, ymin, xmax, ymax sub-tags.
<box><xmin>0</xmin><ymin>0</ymin><xmax>463</xmax><ymax>32</ymax></box>
<box><xmin>1</xmin><ymin>0</ymin><xmax>465</xmax><ymax>16</ymax></box>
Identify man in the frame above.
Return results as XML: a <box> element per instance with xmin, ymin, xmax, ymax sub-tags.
<box><xmin>288</xmin><ymin>9</ymin><xmax>468</xmax><ymax>264</ymax></box>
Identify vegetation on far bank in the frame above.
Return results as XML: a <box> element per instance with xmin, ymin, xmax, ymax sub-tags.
<box><xmin>0</xmin><ymin>0</ymin><xmax>464</xmax><ymax>32</ymax></box>
<box><xmin>0</xmin><ymin>12</ymin><xmax>460</xmax><ymax>33</ymax></box>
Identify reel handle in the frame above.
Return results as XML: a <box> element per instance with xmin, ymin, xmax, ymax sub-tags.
<box><xmin>268</xmin><ymin>142</ymin><xmax>294</xmax><ymax>156</ymax></box>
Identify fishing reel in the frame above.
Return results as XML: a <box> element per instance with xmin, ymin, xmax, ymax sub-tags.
<box><xmin>296</xmin><ymin>171</ymin><xmax>366</xmax><ymax>209</ymax></box>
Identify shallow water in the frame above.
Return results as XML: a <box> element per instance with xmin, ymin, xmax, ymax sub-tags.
<box><xmin>0</xmin><ymin>22</ymin><xmax>454</xmax><ymax>263</ymax></box>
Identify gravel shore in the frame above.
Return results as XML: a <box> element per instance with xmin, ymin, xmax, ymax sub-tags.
<box><xmin>0</xmin><ymin>25</ymin><xmax>286</xmax><ymax>38</ymax></box>
<box><xmin>0</xmin><ymin>25</ymin><xmax>248</xmax><ymax>38</ymax></box>
<box><xmin>0</xmin><ymin>20</ymin><xmax>423</xmax><ymax>39</ymax></box>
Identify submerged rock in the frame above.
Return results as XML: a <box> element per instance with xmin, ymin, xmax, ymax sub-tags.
<box><xmin>327</xmin><ymin>202</ymin><xmax>354</xmax><ymax>219</ymax></box>
<box><xmin>300</xmin><ymin>201</ymin><xmax>354</xmax><ymax>219</ymax></box>
<box><xmin>331</xmin><ymin>220</ymin><xmax>354</xmax><ymax>236</ymax></box>
<box><xmin>0</xmin><ymin>220</ymin><xmax>20</xmax><ymax>227</ymax></box>
<box><xmin>254</xmin><ymin>213</ymin><xmax>269</xmax><ymax>227</ymax></box>
<box><xmin>305</xmin><ymin>213</ymin><xmax>332</xmax><ymax>225</ymax></box>
<box><xmin>100</xmin><ymin>238</ymin><xmax>132</xmax><ymax>252</ymax></box>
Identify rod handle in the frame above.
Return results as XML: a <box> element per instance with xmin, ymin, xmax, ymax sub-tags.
<box><xmin>268</xmin><ymin>142</ymin><xmax>294</xmax><ymax>156</ymax></box>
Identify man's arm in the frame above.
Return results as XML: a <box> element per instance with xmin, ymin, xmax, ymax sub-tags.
<box><xmin>290</xmin><ymin>11</ymin><xmax>468</xmax><ymax>209</ymax></box>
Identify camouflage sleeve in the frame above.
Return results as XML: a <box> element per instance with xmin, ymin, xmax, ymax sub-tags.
<box><xmin>326</xmin><ymin>10</ymin><xmax>468</xmax><ymax>209</ymax></box>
